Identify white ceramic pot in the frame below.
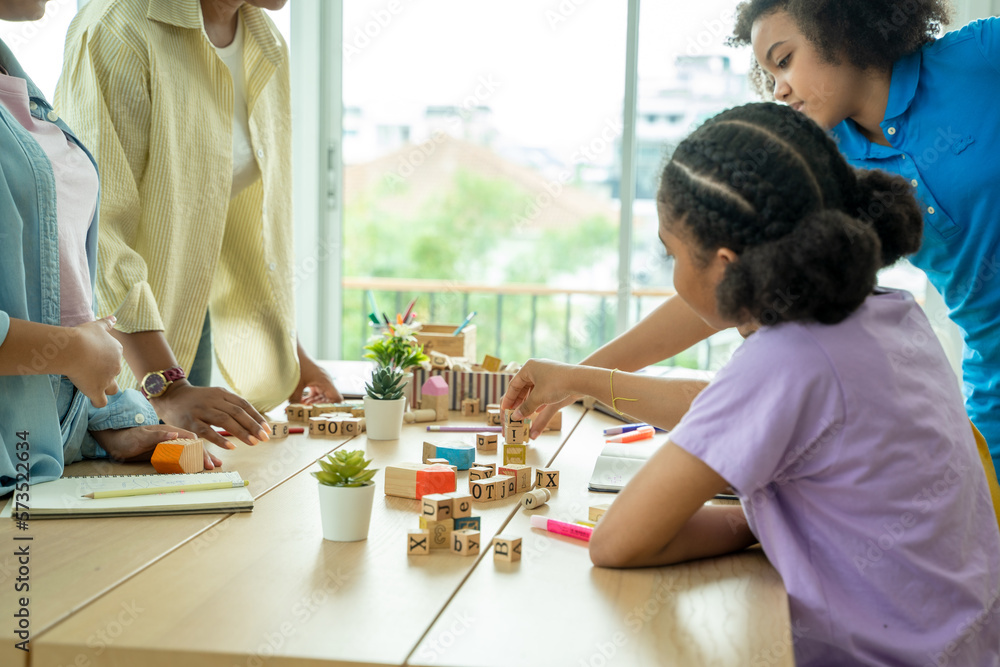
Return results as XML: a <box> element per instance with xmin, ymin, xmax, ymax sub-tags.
<box><xmin>363</xmin><ymin>396</ymin><xmax>406</xmax><ymax>440</ymax></box>
<box><xmin>318</xmin><ymin>482</ymin><xmax>376</xmax><ymax>542</ymax></box>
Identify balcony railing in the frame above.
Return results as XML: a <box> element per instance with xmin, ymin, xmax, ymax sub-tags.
<box><xmin>342</xmin><ymin>277</ymin><xmax>730</xmax><ymax>369</ymax></box>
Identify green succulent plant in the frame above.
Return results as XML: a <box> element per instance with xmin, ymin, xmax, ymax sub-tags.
<box><xmin>312</xmin><ymin>449</ymin><xmax>377</xmax><ymax>487</ymax></box>
<box><xmin>365</xmin><ymin>366</ymin><xmax>406</xmax><ymax>401</ymax></box>
<box><xmin>363</xmin><ymin>324</ymin><xmax>429</xmax><ymax>371</ymax></box>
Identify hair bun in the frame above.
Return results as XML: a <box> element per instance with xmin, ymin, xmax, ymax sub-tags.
<box><xmin>852</xmin><ymin>169</ymin><xmax>923</xmax><ymax>267</ymax></box>
<box><xmin>717</xmin><ymin>209</ymin><xmax>881</xmax><ymax>325</ymax></box>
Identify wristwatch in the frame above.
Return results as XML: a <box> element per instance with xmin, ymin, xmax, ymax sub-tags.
<box><xmin>140</xmin><ymin>367</ymin><xmax>186</xmax><ymax>399</ymax></box>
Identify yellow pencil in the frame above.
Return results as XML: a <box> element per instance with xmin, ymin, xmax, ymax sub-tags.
<box><xmin>82</xmin><ymin>479</ymin><xmax>249</xmax><ymax>499</ymax></box>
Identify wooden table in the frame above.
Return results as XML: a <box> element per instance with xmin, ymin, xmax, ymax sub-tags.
<box><xmin>4</xmin><ymin>406</ymin><xmax>792</xmax><ymax>666</ymax></box>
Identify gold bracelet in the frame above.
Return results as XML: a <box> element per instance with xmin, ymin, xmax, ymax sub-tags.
<box><xmin>609</xmin><ymin>368</ymin><xmax>638</xmax><ymax>416</ymax></box>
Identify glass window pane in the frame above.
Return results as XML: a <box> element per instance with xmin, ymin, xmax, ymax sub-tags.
<box><xmin>342</xmin><ymin>1</ymin><xmax>626</xmax><ymax>364</ymax></box>
<box><xmin>630</xmin><ymin>2</ymin><xmax>755</xmax><ymax>370</ymax></box>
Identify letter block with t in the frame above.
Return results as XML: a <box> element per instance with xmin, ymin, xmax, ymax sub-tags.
<box><xmin>493</xmin><ymin>535</ymin><xmax>522</xmax><ymax>562</ymax></box>
<box><xmin>536</xmin><ymin>468</ymin><xmax>560</xmax><ymax>489</ymax></box>
<box><xmin>151</xmin><ymin>439</ymin><xmax>204</xmax><ymax>474</ymax></box>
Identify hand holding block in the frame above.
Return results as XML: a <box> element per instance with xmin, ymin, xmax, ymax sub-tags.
<box><xmin>451</xmin><ymin>529</ymin><xmax>481</xmax><ymax>556</ymax></box>
<box><xmin>269</xmin><ymin>421</ymin><xmax>289</xmax><ymax>438</ymax></box>
<box><xmin>503</xmin><ymin>444</ymin><xmax>527</xmax><ymax>466</ymax></box>
<box><xmin>493</xmin><ymin>535</ymin><xmax>522</xmax><ymax>562</ymax></box>
<box><xmin>536</xmin><ymin>468</ymin><xmax>560</xmax><ymax>489</ymax></box>
<box><xmin>151</xmin><ymin>439</ymin><xmax>205</xmax><ymax>474</ymax></box>
<box><xmin>498</xmin><ymin>464</ymin><xmax>532</xmax><ymax>492</ymax></box>
<box><xmin>421</xmin><ymin>493</ymin><xmax>454</xmax><ymax>520</ymax></box>
<box><xmin>422</xmin><ymin>441</ymin><xmax>476</xmax><ymax>470</ymax></box>
<box><xmin>407</xmin><ymin>530</ymin><xmax>430</xmax><ymax>556</ymax></box>
<box><xmin>461</xmin><ymin>398</ymin><xmax>480</xmax><ymax>416</ymax></box>
<box><xmin>418</xmin><ymin>517</ymin><xmax>453</xmax><ymax>549</ymax></box>
<box><xmin>384</xmin><ymin>463</ymin><xmax>457</xmax><ymax>499</ymax></box>
<box><xmin>444</xmin><ymin>491</ymin><xmax>473</xmax><ymax>518</ymax></box>
<box><xmin>475</xmin><ymin>432</ymin><xmax>498</xmax><ymax>452</ymax></box>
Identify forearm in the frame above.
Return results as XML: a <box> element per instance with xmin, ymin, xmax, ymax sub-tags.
<box><xmin>580</xmin><ymin>295</ymin><xmax>718</xmax><ymax>371</ymax></box>
<box><xmin>111</xmin><ymin>329</ymin><xmax>182</xmax><ymax>384</ymax></box>
<box><xmin>0</xmin><ymin>318</ymin><xmax>79</xmax><ymax>376</ymax></box>
<box><xmin>570</xmin><ymin>365</ymin><xmax>707</xmax><ymax>430</ymax></box>
<box><xmin>619</xmin><ymin>505</ymin><xmax>757</xmax><ymax>567</ymax></box>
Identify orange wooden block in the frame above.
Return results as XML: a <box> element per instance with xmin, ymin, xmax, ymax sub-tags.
<box><xmin>151</xmin><ymin>439</ymin><xmax>205</xmax><ymax>474</ymax></box>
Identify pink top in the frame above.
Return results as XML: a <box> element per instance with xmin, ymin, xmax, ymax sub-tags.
<box><xmin>422</xmin><ymin>376</ymin><xmax>449</xmax><ymax>396</ymax></box>
<box><xmin>0</xmin><ymin>72</ymin><xmax>99</xmax><ymax>327</ymax></box>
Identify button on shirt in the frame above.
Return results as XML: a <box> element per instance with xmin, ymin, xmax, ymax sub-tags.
<box><xmin>831</xmin><ymin>17</ymin><xmax>1000</xmax><ymax>466</ymax></box>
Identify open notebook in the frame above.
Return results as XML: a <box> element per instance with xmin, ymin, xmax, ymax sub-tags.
<box><xmin>1</xmin><ymin>470</ymin><xmax>253</xmax><ymax>519</ymax></box>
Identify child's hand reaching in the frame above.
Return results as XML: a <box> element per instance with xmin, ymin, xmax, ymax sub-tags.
<box><xmin>501</xmin><ymin>359</ymin><xmax>579</xmax><ymax>423</ymax></box>
<box><xmin>66</xmin><ymin>316</ymin><xmax>123</xmax><ymax>408</ymax></box>
<box><xmin>91</xmin><ymin>425</ymin><xmax>223</xmax><ymax>470</ymax></box>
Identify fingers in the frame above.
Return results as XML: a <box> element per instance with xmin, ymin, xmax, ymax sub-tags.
<box><xmin>531</xmin><ymin>403</ymin><xmax>559</xmax><ymax>439</ymax></box>
<box><xmin>97</xmin><ymin>314</ymin><xmax>117</xmax><ymax>331</ymax></box>
<box><xmin>192</xmin><ymin>420</ymin><xmax>238</xmax><ymax>450</ymax></box>
<box><xmin>88</xmin><ymin>390</ymin><xmax>109</xmax><ymax>409</ymax></box>
<box><xmin>105</xmin><ymin>379</ymin><xmax>120</xmax><ymax>396</ymax></box>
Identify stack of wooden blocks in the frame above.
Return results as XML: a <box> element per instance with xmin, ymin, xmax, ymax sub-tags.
<box><xmin>307</xmin><ymin>413</ymin><xmax>366</xmax><ymax>438</ymax></box>
<box><xmin>406</xmin><ymin>491</ymin><xmax>482</xmax><ymax>556</ymax></box>
<box><xmin>286</xmin><ymin>401</ymin><xmax>364</xmax><ymax>424</ymax></box>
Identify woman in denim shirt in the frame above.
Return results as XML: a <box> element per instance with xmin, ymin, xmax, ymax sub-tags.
<box><xmin>0</xmin><ymin>0</ymin><xmax>213</xmax><ymax>496</ymax></box>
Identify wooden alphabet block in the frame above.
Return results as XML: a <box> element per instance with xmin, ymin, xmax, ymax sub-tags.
<box><xmin>494</xmin><ymin>474</ymin><xmax>516</xmax><ymax>500</ymax></box>
<box><xmin>498</xmin><ymin>464</ymin><xmax>532</xmax><ymax>492</ymax></box>
<box><xmin>469</xmin><ymin>467</ymin><xmax>493</xmax><ymax>482</ymax></box>
<box><xmin>469</xmin><ymin>478</ymin><xmax>499</xmax><ymax>502</ymax></box>
<box><xmin>493</xmin><ymin>535</ymin><xmax>522</xmax><ymax>562</ymax></box>
<box><xmin>407</xmin><ymin>530</ymin><xmax>430</xmax><ymax>556</ymax></box>
<box><xmin>430</xmin><ymin>351</ymin><xmax>453</xmax><ymax>370</ymax></box>
<box><xmin>340</xmin><ymin>418</ymin><xmax>363</xmax><ymax>435</ymax></box>
<box><xmin>269</xmin><ymin>421</ymin><xmax>289</xmax><ymax>438</ymax></box>
<box><xmin>444</xmin><ymin>491</ymin><xmax>473</xmax><ymax>518</ymax></box>
<box><xmin>473</xmin><ymin>462</ymin><xmax>496</xmax><ymax>474</ymax></box>
<box><xmin>536</xmin><ymin>468</ymin><xmax>560</xmax><ymax>489</ymax></box>
<box><xmin>418</xmin><ymin>517</ymin><xmax>453</xmax><ymax>549</ymax></box>
<box><xmin>285</xmin><ymin>403</ymin><xmax>307</xmax><ymax>423</ymax></box>
<box><xmin>351</xmin><ymin>407</ymin><xmax>366</xmax><ymax>418</ymax></box>
<box><xmin>309</xmin><ymin>417</ymin><xmax>337</xmax><ymax>437</ymax></box>
<box><xmin>451</xmin><ymin>529</ymin><xmax>481</xmax><ymax>556</ymax></box>
<box><xmin>475</xmin><ymin>432</ymin><xmax>498</xmax><ymax>453</ymax></box>
<box><xmin>461</xmin><ymin>398</ymin><xmax>480</xmax><ymax>416</ymax></box>
<box><xmin>384</xmin><ymin>463</ymin><xmax>457</xmax><ymax>499</ymax></box>
<box><xmin>151</xmin><ymin>438</ymin><xmax>204</xmax><ymax>474</ymax></box>
<box><xmin>421</xmin><ymin>493</ymin><xmax>453</xmax><ymax>521</ymax></box>
<box><xmin>503</xmin><ymin>444</ymin><xmax>527</xmax><ymax>466</ymax></box>
<box><xmin>453</xmin><ymin>516</ymin><xmax>481</xmax><ymax>531</ymax></box>
<box><xmin>589</xmin><ymin>503</ymin><xmax>612</xmax><ymax>522</ymax></box>
<box><xmin>422</xmin><ymin>441</ymin><xmax>476</xmax><ymax>470</ymax></box>
<box><xmin>486</xmin><ymin>409</ymin><xmax>502</xmax><ymax>426</ymax></box>
<box><xmin>307</xmin><ymin>403</ymin><xmax>338</xmax><ymax>419</ymax></box>
<box><xmin>481</xmin><ymin>355</ymin><xmax>502</xmax><ymax>373</ymax></box>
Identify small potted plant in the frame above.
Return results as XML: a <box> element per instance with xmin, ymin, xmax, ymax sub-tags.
<box><xmin>313</xmin><ymin>449</ymin><xmax>378</xmax><ymax>542</ymax></box>
<box><xmin>364</xmin><ymin>323</ymin><xmax>429</xmax><ymax>408</ymax></box>
<box><xmin>363</xmin><ymin>366</ymin><xmax>408</xmax><ymax>440</ymax></box>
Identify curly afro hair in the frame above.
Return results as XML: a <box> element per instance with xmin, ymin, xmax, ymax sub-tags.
<box><xmin>658</xmin><ymin>103</ymin><xmax>923</xmax><ymax>325</ymax></box>
<box><xmin>729</xmin><ymin>0</ymin><xmax>952</xmax><ymax>98</ymax></box>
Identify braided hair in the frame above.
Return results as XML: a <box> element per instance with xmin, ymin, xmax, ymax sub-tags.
<box><xmin>658</xmin><ymin>103</ymin><xmax>923</xmax><ymax>325</ymax></box>
<box><xmin>729</xmin><ymin>0</ymin><xmax>952</xmax><ymax>98</ymax></box>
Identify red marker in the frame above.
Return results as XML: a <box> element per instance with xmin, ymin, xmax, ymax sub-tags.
<box><xmin>605</xmin><ymin>426</ymin><xmax>654</xmax><ymax>443</ymax></box>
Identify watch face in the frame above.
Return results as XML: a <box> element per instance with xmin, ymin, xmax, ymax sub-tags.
<box><xmin>144</xmin><ymin>373</ymin><xmax>167</xmax><ymax>396</ymax></box>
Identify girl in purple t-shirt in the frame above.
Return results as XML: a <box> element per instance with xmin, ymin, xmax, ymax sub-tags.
<box><xmin>501</xmin><ymin>103</ymin><xmax>1000</xmax><ymax>666</ymax></box>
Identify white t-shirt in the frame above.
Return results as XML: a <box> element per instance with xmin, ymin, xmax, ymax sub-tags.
<box><xmin>213</xmin><ymin>14</ymin><xmax>260</xmax><ymax>198</ymax></box>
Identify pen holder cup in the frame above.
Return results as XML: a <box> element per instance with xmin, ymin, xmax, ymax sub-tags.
<box><xmin>414</xmin><ymin>324</ymin><xmax>476</xmax><ymax>360</ymax></box>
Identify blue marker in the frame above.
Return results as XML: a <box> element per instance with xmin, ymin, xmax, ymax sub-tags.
<box><xmin>453</xmin><ymin>311</ymin><xmax>477</xmax><ymax>335</ymax></box>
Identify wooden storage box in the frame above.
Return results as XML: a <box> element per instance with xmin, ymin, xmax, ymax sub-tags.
<box><xmin>414</xmin><ymin>324</ymin><xmax>476</xmax><ymax>360</ymax></box>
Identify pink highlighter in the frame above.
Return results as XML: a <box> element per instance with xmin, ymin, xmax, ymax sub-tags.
<box><xmin>530</xmin><ymin>515</ymin><xmax>594</xmax><ymax>542</ymax></box>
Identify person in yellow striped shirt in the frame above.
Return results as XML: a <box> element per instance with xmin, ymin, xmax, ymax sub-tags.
<box><xmin>55</xmin><ymin>0</ymin><xmax>342</xmax><ymax>451</ymax></box>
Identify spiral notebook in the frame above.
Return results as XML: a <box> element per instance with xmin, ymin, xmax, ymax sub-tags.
<box><xmin>1</xmin><ymin>470</ymin><xmax>253</xmax><ymax>519</ymax></box>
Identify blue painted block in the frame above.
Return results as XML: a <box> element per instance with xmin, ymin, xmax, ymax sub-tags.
<box><xmin>423</xmin><ymin>441</ymin><xmax>476</xmax><ymax>470</ymax></box>
<box><xmin>453</xmin><ymin>516</ymin><xmax>481</xmax><ymax>531</ymax></box>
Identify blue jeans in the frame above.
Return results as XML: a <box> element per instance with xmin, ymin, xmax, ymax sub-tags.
<box><xmin>188</xmin><ymin>312</ymin><xmax>213</xmax><ymax>387</ymax></box>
